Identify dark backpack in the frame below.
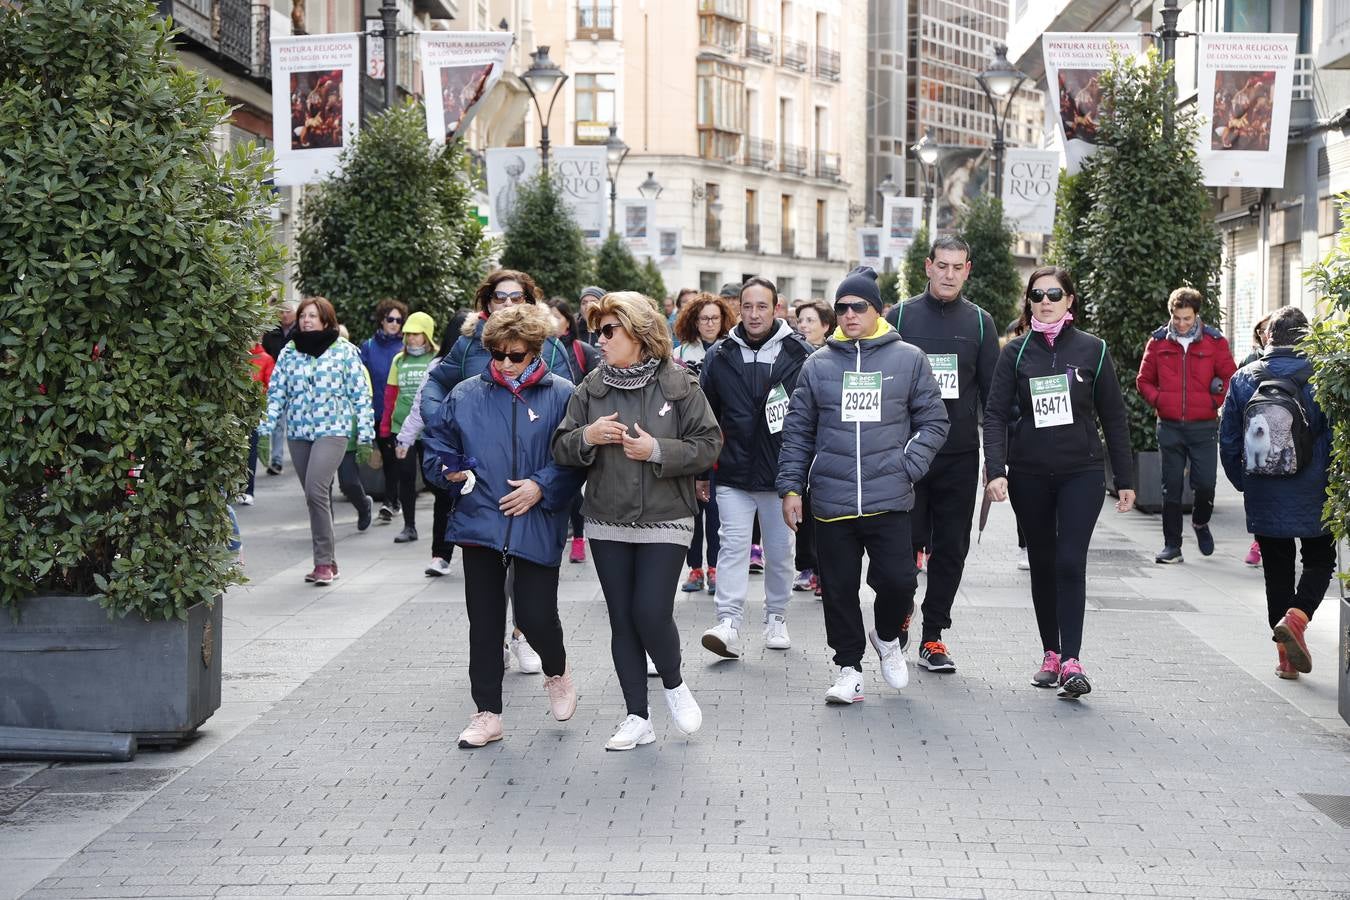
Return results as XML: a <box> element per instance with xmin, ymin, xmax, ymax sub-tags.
<box><xmin>1241</xmin><ymin>362</ymin><xmax>1313</xmax><ymax>477</ymax></box>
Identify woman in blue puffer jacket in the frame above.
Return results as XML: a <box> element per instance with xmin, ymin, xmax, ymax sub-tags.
<box><xmin>421</xmin><ymin>304</ymin><xmax>585</xmax><ymax>751</ymax></box>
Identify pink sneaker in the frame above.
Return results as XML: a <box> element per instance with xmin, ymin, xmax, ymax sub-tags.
<box><xmin>1057</xmin><ymin>658</ymin><xmax>1091</xmax><ymax>699</ymax></box>
<box><xmin>1244</xmin><ymin>540</ymin><xmax>1262</xmax><ymax>567</ymax></box>
<box><xmin>543</xmin><ymin>667</ymin><xmax>578</xmax><ymax>721</ymax></box>
<box><xmin>312</xmin><ymin>564</ymin><xmax>336</xmax><ymax>586</ymax></box>
<box><xmin>457</xmin><ymin>711</ymin><xmax>503</xmax><ymax>748</ymax></box>
<box><xmin>1031</xmin><ymin>650</ymin><xmax>1060</xmax><ymax>688</ymax></box>
<box><xmin>569</xmin><ymin>537</ymin><xmax>586</xmax><ymax>564</ymax></box>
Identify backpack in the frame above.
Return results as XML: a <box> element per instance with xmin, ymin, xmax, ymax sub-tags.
<box><xmin>1242</xmin><ymin>362</ymin><xmax>1313</xmax><ymax>477</ymax></box>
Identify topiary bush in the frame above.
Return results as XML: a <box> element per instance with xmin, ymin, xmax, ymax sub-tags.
<box><xmin>1304</xmin><ymin>196</ymin><xmax>1350</xmax><ymax>543</ymax></box>
<box><xmin>500</xmin><ymin>171</ymin><xmax>593</xmax><ymax>300</ymax></box>
<box><xmin>903</xmin><ymin>225</ymin><xmax>931</xmax><ymax>299</ymax></box>
<box><xmin>297</xmin><ymin>100</ymin><xmax>493</xmax><ymax>340</ymax></box>
<box><xmin>0</xmin><ymin>0</ymin><xmax>283</xmax><ymax>620</ymax></box>
<box><xmin>956</xmin><ymin>195</ymin><xmax>1021</xmax><ymax>327</ymax></box>
<box><xmin>594</xmin><ymin>233</ymin><xmax>646</xmax><ymax>296</ymax></box>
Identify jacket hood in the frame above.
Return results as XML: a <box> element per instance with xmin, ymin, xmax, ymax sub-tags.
<box><xmin>729</xmin><ymin>318</ymin><xmax>793</xmax><ymax>352</ymax></box>
<box><xmin>827</xmin><ymin>317</ymin><xmax>898</xmax><ymax>347</ymax></box>
<box><xmin>403</xmin><ymin>311</ymin><xmax>439</xmax><ymax>352</ymax></box>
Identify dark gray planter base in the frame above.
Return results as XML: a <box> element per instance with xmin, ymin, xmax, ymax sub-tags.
<box><xmin>1339</xmin><ymin>595</ymin><xmax>1349</xmax><ymax>728</ymax></box>
<box><xmin>1107</xmin><ymin>450</ymin><xmax>1194</xmax><ymax>515</ymax></box>
<box><xmin>0</xmin><ymin>595</ymin><xmax>222</xmax><ymax>745</ymax></box>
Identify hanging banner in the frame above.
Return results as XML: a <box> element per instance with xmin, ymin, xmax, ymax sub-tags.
<box><xmin>419</xmin><ymin>31</ymin><xmax>513</xmax><ymax>145</ymax></box>
<box><xmin>485</xmin><ymin>146</ymin><xmax>608</xmax><ymax>242</ymax></box>
<box><xmin>271</xmin><ymin>33</ymin><xmax>361</xmax><ymax>186</ymax></box>
<box><xmin>936</xmin><ymin>146</ymin><xmax>989</xmax><ymax>232</ymax></box>
<box><xmin>882</xmin><ymin>197</ymin><xmax>925</xmax><ymax>259</ymax></box>
<box><xmin>1196</xmin><ymin>33</ymin><xmax>1298</xmax><ymax>188</ymax></box>
<box><xmin>618</xmin><ymin>199</ymin><xmax>657</xmax><ymax>256</ymax></box>
<box><xmin>1002</xmin><ymin>148</ymin><xmax>1061</xmax><ymax>233</ymax></box>
<box><xmin>365</xmin><ymin>19</ymin><xmax>383</xmax><ymax>79</ymax></box>
<box><xmin>856</xmin><ymin>228</ymin><xmax>883</xmax><ymax>270</ymax></box>
<box><xmin>655</xmin><ymin>227</ymin><xmax>683</xmax><ymax>269</ymax></box>
<box><xmin>1042</xmin><ymin>32</ymin><xmax>1144</xmax><ymax>175</ymax></box>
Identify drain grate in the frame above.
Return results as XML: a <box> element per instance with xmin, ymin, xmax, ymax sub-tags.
<box><xmin>1089</xmin><ymin>596</ymin><xmax>1197</xmax><ymax>612</ymax></box>
<box><xmin>1300</xmin><ymin>793</ymin><xmax>1350</xmax><ymax>828</ymax></box>
<box><xmin>1088</xmin><ymin>548</ymin><xmax>1151</xmax><ymax>563</ymax></box>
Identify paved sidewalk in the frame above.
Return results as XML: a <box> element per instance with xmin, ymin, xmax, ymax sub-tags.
<box><xmin>4</xmin><ymin>469</ymin><xmax>1349</xmax><ymax>899</ymax></box>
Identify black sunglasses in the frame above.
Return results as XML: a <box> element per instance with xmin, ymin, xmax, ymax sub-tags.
<box><xmin>1029</xmin><ymin>288</ymin><xmax>1066</xmax><ymax>302</ymax></box>
<box><xmin>598</xmin><ymin>322</ymin><xmax>626</xmax><ymax>339</ymax></box>
<box><xmin>493</xmin><ymin>290</ymin><xmax>526</xmax><ymax>302</ymax></box>
<box><xmin>834</xmin><ymin>300</ymin><xmax>871</xmax><ymax>315</ymax></box>
<box><xmin>490</xmin><ymin>348</ymin><xmax>531</xmax><ymax>364</ymax></box>
<box><xmin>384</xmin><ymin>315</ymin><xmax>404</xmax><ymax>324</ymax></box>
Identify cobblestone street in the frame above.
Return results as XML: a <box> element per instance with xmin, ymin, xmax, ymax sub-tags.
<box><xmin>4</xmin><ymin>471</ymin><xmax>1349</xmax><ymax>899</ymax></box>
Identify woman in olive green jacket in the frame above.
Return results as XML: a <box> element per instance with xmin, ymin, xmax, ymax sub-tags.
<box><xmin>553</xmin><ymin>291</ymin><xmax>722</xmax><ymax>752</ymax></box>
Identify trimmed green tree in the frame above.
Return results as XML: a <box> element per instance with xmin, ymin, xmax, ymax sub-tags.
<box><xmin>594</xmin><ymin>233</ymin><xmax>646</xmax><ymax>296</ymax></box>
<box><xmin>878</xmin><ymin>270</ymin><xmax>901</xmax><ymax>307</ymax></box>
<box><xmin>297</xmin><ymin>100</ymin><xmax>493</xmax><ymax>340</ymax></box>
<box><xmin>903</xmin><ymin>225</ymin><xmax>931</xmax><ymax>299</ymax></box>
<box><xmin>640</xmin><ymin>257</ymin><xmax>667</xmax><ymax>305</ymax></box>
<box><xmin>500</xmin><ymin>171</ymin><xmax>593</xmax><ymax>300</ymax></box>
<box><xmin>956</xmin><ymin>195</ymin><xmax>1021</xmax><ymax>328</ymax></box>
<box><xmin>0</xmin><ymin>0</ymin><xmax>283</xmax><ymax>619</ymax></box>
<box><xmin>1063</xmin><ymin>48</ymin><xmax>1222</xmax><ymax>451</ymax></box>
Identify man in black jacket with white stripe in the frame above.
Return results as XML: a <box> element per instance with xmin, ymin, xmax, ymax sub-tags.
<box><xmin>884</xmin><ymin>235</ymin><xmax>998</xmax><ymax>673</ymax></box>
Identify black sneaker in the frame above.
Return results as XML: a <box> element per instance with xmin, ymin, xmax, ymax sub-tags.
<box><xmin>377</xmin><ymin>504</ymin><xmax>394</xmax><ymax>524</ymax></box>
<box><xmin>918</xmin><ymin>641</ymin><xmax>956</xmax><ymax>673</ymax></box>
<box><xmin>266</xmin><ymin>462</ymin><xmax>283</xmax><ymax>476</ymax></box>
<box><xmin>394</xmin><ymin>525</ymin><xmax>418</xmax><ymax>543</ymax></box>
<box><xmin>356</xmin><ymin>497</ymin><xmax>373</xmax><ymax>532</ymax></box>
<box><xmin>1193</xmin><ymin>523</ymin><xmax>1215</xmax><ymax>556</ymax></box>
<box><xmin>1154</xmin><ymin>546</ymin><xmax>1184</xmax><ymax>564</ymax></box>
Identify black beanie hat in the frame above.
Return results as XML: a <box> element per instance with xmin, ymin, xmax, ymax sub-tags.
<box><xmin>835</xmin><ymin>266</ymin><xmax>882</xmax><ymax>312</ymax></box>
<box><xmin>579</xmin><ymin>285</ymin><xmax>606</xmax><ymax>302</ymax></box>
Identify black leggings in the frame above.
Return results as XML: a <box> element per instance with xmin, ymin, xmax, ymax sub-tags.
<box><xmin>687</xmin><ymin>491</ymin><xmax>721</xmax><ymax>570</ymax></box>
<box><xmin>590</xmin><ymin>540</ymin><xmax>685</xmax><ymax>717</ymax></box>
<box><xmin>793</xmin><ymin>493</ymin><xmax>816</xmax><ymax>571</ymax></box>
<box><xmin>1008</xmin><ymin>469</ymin><xmax>1104</xmax><ymax>661</ymax></box>
<box><xmin>569</xmin><ymin>493</ymin><xmax>585</xmax><ymax>540</ymax></box>
<box><xmin>1255</xmin><ymin>534</ymin><xmax>1336</xmax><ymax>629</ymax></box>
<box><xmin>397</xmin><ymin>441</ymin><xmax>422</xmax><ymax>528</ymax></box>
<box><xmin>430</xmin><ymin>484</ymin><xmax>453</xmax><ymax>560</ymax></box>
<box><xmin>461</xmin><ymin>546</ymin><xmax>566</xmax><ymax>714</ymax></box>
<box><xmin>375</xmin><ymin>436</ymin><xmax>400</xmax><ymax>505</ymax></box>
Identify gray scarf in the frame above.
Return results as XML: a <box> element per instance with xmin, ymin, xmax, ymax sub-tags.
<box><xmin>601</xmin><ymin>356</ymin><xmax>660</xmax><ymax>390</ymax></box>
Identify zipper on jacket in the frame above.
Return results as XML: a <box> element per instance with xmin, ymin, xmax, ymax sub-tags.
<box><xmin>1180</xmin><ymin>341</ymin><xmax>1188</xmax><ymax>420</ymax></box>
<box><xmin>854</xmin><ymin>341</ymin><xmax>863</xmax><ymax>517</ymax></box>
<box><xmin>502</xmin><ymin>397</ymin><xmax>518</xmax><ymax>565</ymax></box>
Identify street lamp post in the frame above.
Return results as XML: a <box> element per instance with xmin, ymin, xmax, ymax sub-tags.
<box><xmin>1159</xmin><ymin>0</ymin><xmax>1183</xmax><ymax>140</ymax></box>
<box><xmin>520</xmin><ymin>47</ymin><xmax>568</xmax><ymax>168</ymax></box>
<box><xmin>910</xmin><ymin>127</ymin><xmax>939</xmax><ymax>232</ymax></box>
<box><xmin>380</xmin><ymin>0</ymin><xmax>399</xmax><ymax>110</ymax></box>
<box><xmin>605</xmin><ymin>124</ymin><xmax>630</xmax><ymax>237</ymax></box>
<box><xmin>975</xmin><ymin>43</ymin><xmax>1027</xmax><ymax>201</ymax></box>
<box><xmin>637</xmin><ymin>171</ymin><xmax>664</xmax><ymax>199</ymax></box>
<box><xmin>875</xmin><ymin>172</ymin><xmax>898</xmax><ymax>221</ymax></box>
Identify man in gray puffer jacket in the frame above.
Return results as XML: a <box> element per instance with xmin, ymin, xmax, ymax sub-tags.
<box><xmin>777</xmin><ymin>266</ymin><xmax>949</xmax><ymax>705</ymax></box>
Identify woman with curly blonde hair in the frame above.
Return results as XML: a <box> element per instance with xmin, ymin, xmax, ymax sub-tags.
<box><xmin>553</xmin><ymin>292</ymin><xmax>723</xmax><ymax>750</ymax></box>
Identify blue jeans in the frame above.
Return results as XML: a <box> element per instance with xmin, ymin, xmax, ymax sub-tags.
<box><xmin>269</xmin><ymin>413</ymin><xmax>288</xmax><ymax>469</ymax></box>
<box><xmin>1158</xmin><ymin>420</ymin><xmax>1217</xmax><ymax>538</ymax></box>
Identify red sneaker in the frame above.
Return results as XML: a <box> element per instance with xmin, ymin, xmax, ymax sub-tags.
<box><xmin>1272</xmin><ymin>609</ymin><xmax>1311</xmax><ymax>673</ymax></box>
<box><xmin>569</xmin><ymin>537</ymin><xmax>586</xmax><ymax>564</ymax></box>
<box><xmin>681</xmin><ymin>567</ymin><xmax>705</xmax><ymax>593</ymax></box>
<box><xmin>1276</xmin><ymin>644</ymin><xmax>1299</xmax><ymax>680</ymax></box>
<box><xmin>312</xmin><ymin>564</ymin><xmax>336</xmax><ymax>586</ymax></box>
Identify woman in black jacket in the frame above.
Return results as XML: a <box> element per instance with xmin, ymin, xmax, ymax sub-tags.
<box><xmin>982</xmin><ymin>266</ymin><xmax>1135</xmax><ymax>700</ymax></box>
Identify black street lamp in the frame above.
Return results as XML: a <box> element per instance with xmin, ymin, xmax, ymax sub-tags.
<box><xmin>975</xmin><ymin>43</ymin><xmax>1026</xmax><ymax>200</ymax></box>
<box><xmin>520</xmin><ymin>46</ymin><xmax>568</xmax><ymax>168</ymax></box>
<box><xmin>875</xmin><ymin>172</ymin><xmax>898</xmax><ymax>220</ymax></box>
<box><xmin>605</xmin><ymin>124</ymin><xmax>630</xmax><ymax>237</ymax></box>
<box><xmin>1158</xmin><ymin>0</ymin><xmax>1186</xmax><ymax>140</ymax></box>
<box><xmin>910</xmin><ymin>127</ymin><xmax>939</xmax><ymax>231</ymax></box>
<box><xmin>637</xmin><ymin>171</ymin><xmax>664</xmax><ymax>199</ymax></box>
<box><xmin>379</xmin><ymin>0</ymin><xmax>399</xmax><ymax>110</ymax></box>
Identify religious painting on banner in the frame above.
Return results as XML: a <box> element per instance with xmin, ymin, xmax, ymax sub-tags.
<box><xmin>1196</xmin><ymin>33</ymin><xmax>1297</xmax><ymax>187</ymax></box>
<box><xmin>618</xmin><ymin>199</ymin><xmax>657</xmax><ymax>257</ymax></box>
<box><xmin>882</xmin><ymin>197</ymin><xmax>925</xmax><ymax>259</ymax></box>
<box><xmin>857</xmin><ymin>228</ymin><xmax>883</xmax><ymax>270</ymax></box>
<box><xmin>935</xmin><ymin>146</ymin><xmax>988</xmax><ymax>233</ymax></box>
<box><xmin>1001</xmin><ymin>148</ymin><xmax>1060</xmax><ymax>234</ymax></box>
<box><xmin>419</xmin><ymin>32</ymin><xmax>512</xmax><ymax>144</ymax></box>
<box><xmin>656</xmin><ymin>227</ymin><xmax>683</xmax><ymax>269</ymax></box>
<box><xmin>271</xmin><ymin>34</ymin><xmax>361</xmax><ymax>185</ymax></box>
<box><xmin>1042</xmin><ymin>33</ymin><xmax>1144</xmax><ymax>175</ymax></box>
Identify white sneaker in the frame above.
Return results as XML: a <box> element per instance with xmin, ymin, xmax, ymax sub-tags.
<box><xmin>646</xmin><ymin>653</ymin><xmax>659</xmax><ymax>677</ymax></box>
<box><xmin>1017</xmin><ymin>550</ymin><xmax>1031</xmax><ymax>571</ymax></box>
<box><xmin>424</xmin><ymin>557</ymin><xmax>452</xmax><ymax>577</ymax></box>
<box><xmin>605</xmin><ymin>714</ymin><xmax>655</xmax><ymax>751</ymax></box>
<box><xmin>235</xmin><ymin>493</ymin><xmax>254</xmax><ymax>506</ymax></box>
<box><xmin>868</xmin><ymin>629</ymin><xmax>909</xmax><ymax>690</ymax></box>
<box><xmin>763</xmin><ymin>614</ymin><xmax>791</xmax><ymax>650</ymax></box>
<box><xmin>825</xmin><ymin>666</ymin><xmax>865</xmax><ymax>704</ymax></box>
<box><xmin>663</xmin><ymin>682</ymin><xmax>702</xmax><ymax>735</ymax></box>
<box><xmin>510</xmin><ymin>635</ymin><xmax>542</xmax><ymax>674</ymax></box>
<box><xmin>701</xmin><ymin>618</ymin><xmax>742</xmax><ymax>659</ymax></box>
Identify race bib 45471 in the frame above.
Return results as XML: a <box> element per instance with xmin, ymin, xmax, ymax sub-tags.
<box><xmin>1030</xmin><ymin>374</ymin><xmax>1073</xmax><ymax>428</ymax></box>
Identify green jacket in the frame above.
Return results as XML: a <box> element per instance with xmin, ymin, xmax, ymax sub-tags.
<box><xmin>552</xmin><ymin>358</ymin><xmax>722</xmax><ymax>524</ymax></box>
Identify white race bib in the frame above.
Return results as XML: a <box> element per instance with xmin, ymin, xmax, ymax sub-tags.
<box><xmin>841</xmin><ymin>371</ymin><xmax>882</xmax><ymax>423</ymax></box>
<box><xmin>929</xmin><ymin>353</ymin><xmax>959</xmax><ymax>400</ymax></box>
<box><xmin>1030</xmin><ymin>374</ymin><xmax>1073</xmax><ymax>428</ymax></box>
<box><xmin>765</xmin><ymin>383</ymin><xmax>790</xmax><ymax>434</ymax></box>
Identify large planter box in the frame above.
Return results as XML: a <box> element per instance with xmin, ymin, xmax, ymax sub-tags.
<box><xmin>1107</xmin><ymin>450</ymin><xmax>1194</xmax><ymax>515</ymax></box>
<box><xmin>1339</xmin><ymin>595</ymin><xmax>1349</xmax><ymax>728</ymax></box>
<box><xmin>0</xmin><ymin>595</ymin><xmax>222</xmax><ymax>745</ymax></box>
<box><xmin>358</xmin><ymin>451</ymin><xmax>423</xmax><ymax>502</ymax></box>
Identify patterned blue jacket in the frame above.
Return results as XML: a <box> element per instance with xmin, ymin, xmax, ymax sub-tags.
<box><xmin>263</xmin><ymin>339</ymin><xmax>374</xmax><ymax>445</ymax></box>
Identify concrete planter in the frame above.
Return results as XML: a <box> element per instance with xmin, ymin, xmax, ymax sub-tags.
<box><xmin>1340</xmin><ymin>595</ymin><xmax>1349</xmax><ymax>728</ymax></box>
<box><xmin>1107</xmin><ymin>450</ymin><xmax>1194</xmax><ymax>514</ymax></box>
<box><xmin>0</xmin><ymin>595</ymin><xmax>222</xmax><ymax>746</ymax></box>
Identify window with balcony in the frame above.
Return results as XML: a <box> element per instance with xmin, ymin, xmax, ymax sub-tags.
<box><xmin>705</xmin><ymin>183</ymin><xmax>722</xmax><ymax>250</ymax></box>
<box><xmin>575</xmin><ymin>73</ymin><xmax>616</xmax><ymax>144</ymax></box>
<box><xmin>577</xmin><ymin>0</ymin><xmax>615</xmax><ymax>40</ymax></box>
<box><xmin>815</xmin><ymin>200</ymin><xmax>828</xmax><ymax>259</ymax></box>
<box><xmin>746</xmin><ymin>189</ymin><xmax>760</xmax><ymax>252</ymax></box>
<box><xmin>781</xmin><ymin>194</ymin><xmax>794</xmax><ymax>256</ymax></box>
<box><xmin>697</xmin><ymin>59</ymin><xmax>746</xmax><ymax>162</ymax></box>
<box><xmin>699</xmin><ymin>0</ymin><xmax>746</xmax><ymax>54</ymax></box>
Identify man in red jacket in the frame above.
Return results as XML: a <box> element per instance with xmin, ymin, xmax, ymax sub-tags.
<box><xmin>1136</xmin><ymin>287</ymin><xmax>1237</xmax><ymax>564</ymax></box>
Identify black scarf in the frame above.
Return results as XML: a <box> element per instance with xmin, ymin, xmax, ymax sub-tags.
<box><xmin>601</xmin><ymin>356</ymin><xmax>660</xmax><ymax>390</ymax></box>
<box><xmin>293</xmin><ymin>328</ymin><xmax>339</xmax><ymax>358</ymax></box>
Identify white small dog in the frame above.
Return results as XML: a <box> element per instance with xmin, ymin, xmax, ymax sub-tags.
<box><xmin>1245</xmin><ymin>414</ymin><xmax>1272</xmax><ymax>470</ymax></box>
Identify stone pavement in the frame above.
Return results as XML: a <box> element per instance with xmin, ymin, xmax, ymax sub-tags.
<box><xmin>4</xmin><ymin>464</ymin><xmax>1350</xmax><ymax>899</ymax></box>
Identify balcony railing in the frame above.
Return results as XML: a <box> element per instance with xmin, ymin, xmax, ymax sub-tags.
<box><xmin>744</xmin><ymin>137</ymin><xmax>776</xmax><ymax>169</ymax></box>
<box><xmin>746</xmin><ymin>222</ymin><xmax>761</xmax><ymax>253</ymax></box>
<box><xmin>251</xmin><ymin>3</ymin><xmax>270</xmax><ymax>83</ymax></box>
<box><xmin>780</xmin><ymin>143</ymin><xmax>808</xmax><ymax>175</ymax></box>
<box><xmin>781</xmin><ymin>227</ymin><xmax>795</xmax><ymax>257</ymax></box>
<box><xmin>781</xmin><ymin>37</ymin><xmax>808</xmax><ymax>72</ymax></box>
<box><xmin>746</xmin><ymin>27</ymin><xmax>775</xmax><ymax>62</ymax></box>
<box><xmin>706</xmin><ymin>218</ymin><xmax>722</xmax><ymax>250</ymax></box>
<box><xmin>1330</xmin><ymin>0</ymin><xmax>1350</xmax><ymax>39</ymax></box>
<box><xmin>699</xmin><ymin>0</ymin><xmax>746</xmax><ymax>21</ymax></box>
<box><xmin>815</xmin><ymin>232</ymin><xmax>829</xmax><ymax>260</ymax></box>
<box><xmin>159</xmin><ymin>0</ymin><xmax>262</xmax><ymax>79</ymax></box>
<box><xmin>815</xmin><ymin>150</ymin><xmax>841</xmax><ymax>180</ymax></box>
<box><xmin>815</xmin><ymin>47</ymin><xmax>840</xmax><ymax>81</ymax></box>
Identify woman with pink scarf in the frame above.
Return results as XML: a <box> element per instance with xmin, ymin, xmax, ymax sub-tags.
<box><xmin>981</xmin><ymin>266</ymin><xmax>1135</xmax><ymax>701</ymax></box>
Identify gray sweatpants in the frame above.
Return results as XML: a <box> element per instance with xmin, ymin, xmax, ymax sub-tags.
<box><xmin>288</xmin><ymin>435</ymin><xmax>347</xmax><ymax>567</ymax></box>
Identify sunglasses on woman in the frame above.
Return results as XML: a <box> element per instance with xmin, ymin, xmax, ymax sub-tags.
<box><xmin>490</xmin><ymin>349</ymin><xmax>531</xmax><ymax>363</ymax></box>
<box><xmin>1029</xmin><ymin>288</ymin><xmax>1066</xmax><ymax>302</ymax></box>
<box><xmin>598</xmin><ymin>322</ymin><xmax>626</xmax><ymax>339</ymax></box>
<box><xmin>493</xmin><ymin>290</ymin><xmax>526</xmax><ymax>302</ymax></box>
<box><xmin>834</xmin><ymin>300</ymin><xmax>871</xmax><ymax>315</ymax></box>
<box><xmin>384</xmin><ymin>315</ymin><xmax>403</xmax><ymax>324</ymax></box>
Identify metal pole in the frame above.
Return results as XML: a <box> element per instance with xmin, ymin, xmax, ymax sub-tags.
<box><xmin>1160</xmin><ymin>0</ymin><xmax>1181</xmax><ymax>140</ymax></box>
<box><xmin>381</xmin><ymin>0</ymin><xmax>398</xmax><ymax>110</ymax></box>
<box><xmin>609</xmin><ymin>178</ymin><xmax>618</xmax><ymax>237</ymax></box>
<box><xmin>540</xmin><ymin>122</ymin><xmax>551</xmax><ymax>169</ymax></box>
<box><xmin>992</xmin><ymin>132</ymin><xmax>1005</xmax><ymax>200</ymax></box>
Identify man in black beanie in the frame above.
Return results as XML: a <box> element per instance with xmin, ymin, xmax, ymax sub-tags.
<box><xmin>777</xmin><ymin>266</ymin><xmax>949</xmax><ymax>704</ymax></box>
<box><xmin>576</xmin><ymin>285</ymin><xmax>606</xmax><ymax>346</ymax></box>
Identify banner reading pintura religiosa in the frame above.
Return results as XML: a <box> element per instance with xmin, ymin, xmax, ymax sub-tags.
<box><xmin>1042</xmin><ymin>32</ymin><xmax>1143</xmax><ymax>175</ymax></box>
<box><xmin>1196</xmin><ymin>33</ymin><xmax>1298</xmax><ymax>188</ymax></box>
<box><xmin>271</xmin><ymin>33</ymin><xmax>361</xmax><ymax>186</ymax></box>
